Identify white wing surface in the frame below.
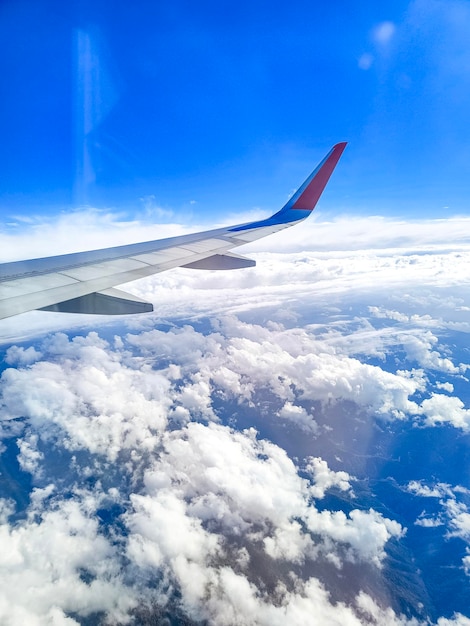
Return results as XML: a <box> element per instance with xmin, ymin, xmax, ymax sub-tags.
<box><xmin>0</xmin><ymin>143</ymin><xmax>346</xmax><ymax>320</ymax></box>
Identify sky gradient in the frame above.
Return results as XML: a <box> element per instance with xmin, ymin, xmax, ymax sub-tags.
<box><xmin>1</xmin><ymin>0</ymin><xmax>470</xmax><ymax>225</ymax></box>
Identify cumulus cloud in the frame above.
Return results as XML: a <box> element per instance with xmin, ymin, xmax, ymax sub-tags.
<box><xmin>407</xmin><ymin>479</ymin><xmax>470</xmax><ymax>571</ymax></box>
<box><xmin>4</xmin><ymin>345</ymin><xmax>42</xmax><ymax>366</ymax></box>
<box><xmin>0</xmin><ymin>332</ymin><xmax>172</xmax><ymax>462</ymax></box>
<box><xmin>0</xmin><ymin>320</ymin><xmax>413</xmax><ymax>624</ymax></box>
<box><xmin>464</xmin><ymin>550</ymin><xmax>470</xmax><ymax>576</ymax></box>
<box><xmin>417</xmin><ymin>394</ymin><xmax>470</xmax><ymax>430</ymax></box>
<box><xmin>306</xmin><ymin>457</ymin><xmax>352</xmax><ymax>499</ymax></box>
<box><xmin>17</xmin><ymin>432</ymin><xmax>44</xmax><ymax>476</ymax></box>
<box><xmin>125</xmin><ymin>421</ymin><xmax>404</xmax><ymax>623</ymax></box>
<box><xmin>124</xmin><ymin>316</ymin><xmax>432</xmax><ymax>425</ymax></box>
<box><xmin>407</xmin><ymin>480</ymin><xmax>455</xmax><ymax>499</ymax></box>
<box><xmin>0</xmin><ymin>492</ymin><xmax>136</xmax><ymax>624</ymax></box>
<box><xmin>446</xmin><ymin>500</ymin><xmax>470</xmax><ymax>542</ymax></box>
<box><xmin>278</xmin><ymin>401</ymin><xmax>319</xmax><ymax>434</ymax></box>
<box><xmin>400</xmin><ymin>332</ymin><xmax>462</xmax><ymax>374</ymax></box>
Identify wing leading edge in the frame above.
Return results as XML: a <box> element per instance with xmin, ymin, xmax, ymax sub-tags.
<box><xmin>0</xmin><ymin>142</ymin><xmax>346</xmax><ymax>320</ymax></box>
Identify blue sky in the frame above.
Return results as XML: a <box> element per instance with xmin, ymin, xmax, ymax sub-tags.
<box><xmin>1</xmin><ymin>0</ymin><xmax>470</xmax><ymax>223</ymax></box>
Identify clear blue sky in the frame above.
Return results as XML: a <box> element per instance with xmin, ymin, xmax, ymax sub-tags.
<box><xmin>1</xmin><ymin>0</ymin><xmax>470</xmax><ymax>221</ymax></box>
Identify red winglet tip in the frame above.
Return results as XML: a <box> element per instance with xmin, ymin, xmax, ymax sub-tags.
<box><xmin>290</xmin><ymin>142</ymin><xmax>347</xmax><ymax>211</ymax></box>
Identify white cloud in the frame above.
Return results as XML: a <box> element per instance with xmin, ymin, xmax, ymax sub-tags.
<box><xmin>125</xmin><ymin>421</ymin><xmax>405</xmax><ymax>622</ymax></box>
<box><xmin>407</xmin><ymin>481</ymin><xmax>454</xmax><ymax>499</ymax></box>
<box><xmin>436</xmin><ymin>381</ymin><xmax>454</xmax><ymax>393</ymax></box>
<box><xmin>0</xmin><ymin>494</ymin><xmax>136</xmax><ymax>625</ymax></box>
<box><xmin>4</xmin><ymin>345</ymin><xmax>42</xmax><ymax>366</ymax></box>
<box><xmin>278</xmin><ymin>401</ymin><xmax>319</xmax><ymax>434</ymax></box>
<box><xmin>304</xmin><ymin>507</ymin><xmax>404</xmax><ymax>568</ymax></box>
<box><xmin>0</xmin><ymin>332</ymin><xmax>172</xmax><ymax>461</ymax></box>
<box><xmin>305</xmin><ymin>457</ymin><xmax>352</xmax><ymax>499</ymax></box>
<box><xmin>4</xmin><ymin>212</ymin><xmax>470</xmax><ymax>345</ymax></box>
<box><xmin>0</xmin><ymin>500</ymin><xmax>15</xmax><ymax>526</ymax></box>
<box><xmin>0</xmin><ymin>320</ymin><xmax>416</xmax><ymax>623</ymax></box>
<box><xmin>400</xmin><ymin>332</ymin><xmax>462</xmax><ymax>374</ymax></box>
<box><xmin>356</xmin><ymin>591</ymin><xmax>421</xmax><ymax>625</ymax></box>
<box><xmin>407</xmin><ymin>479</ymin><xmax>470</xmax><ymax>573</ymax></box>
<box><xmin>241</xmin><ymin>215</ymin><xmax>470</xmax><ymax>253</ymax></box>
<box><xmin>437</xmin><ymin>614</ymin><xmax>470</xmax><ymax>625</ymax></box>
<box><xmin>464</xmin><ymin>550</ymin><xmax>470</xmax><ymax>576</ymax></box>
<box><xmin>372</xmin><ymin>21</ymin><xmax>397</xmax><ymax>46</ymax></box>
<box><xmin>446</xmin><ymin>500</ymin><xmax>470</xmax><ymax>541</ymax></box>
<box><xmin>415</xmin><ymin>516</ymin><xmax>444</xmax><ymax>528</ymax></box>
<box><xmin>17</xmin><ymin>432</ymin><xmax>44</xmax><ymax>477</ymax></box>
<box><xmin>418</xmin><ymin>394</ymin><xmax>470</xmax><ymax>430</ymax></box>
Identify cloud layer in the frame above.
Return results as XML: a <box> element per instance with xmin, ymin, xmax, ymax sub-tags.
<box><xmin>1</xmin><ymin>213</ymin><xmax>470</xmax><ymax>623</ymax></box>
<box><xmin>0</xmin><ymin>327</ymin><xmax>410</xmax><ymax>624</ymax></box>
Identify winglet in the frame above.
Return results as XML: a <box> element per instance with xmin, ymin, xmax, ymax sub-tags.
<box><xmin>229</xmin><ymin>142</ymin><xmax>347</xmax><ymax>233</ymax></box>
<box><xmin>277</xmin><ymin>142</ymin><xmax>347</xmax><ymax>217</ymax></box>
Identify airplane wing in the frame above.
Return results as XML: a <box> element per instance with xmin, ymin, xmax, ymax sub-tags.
<box><xmin>0</xmin><ymin>142</ymin><xmax>347</xmax><ymax>320</ymax></box>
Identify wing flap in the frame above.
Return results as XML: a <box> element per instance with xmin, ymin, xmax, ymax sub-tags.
<box><xmin>182</xmin><ymin>253</ymin><xmax>256</xmax><ymax>270</ymax></box>
<box><xmin>39</xmin><ymin>288</ymin><xmax>153</xmax><ymax>315</ymax></box>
